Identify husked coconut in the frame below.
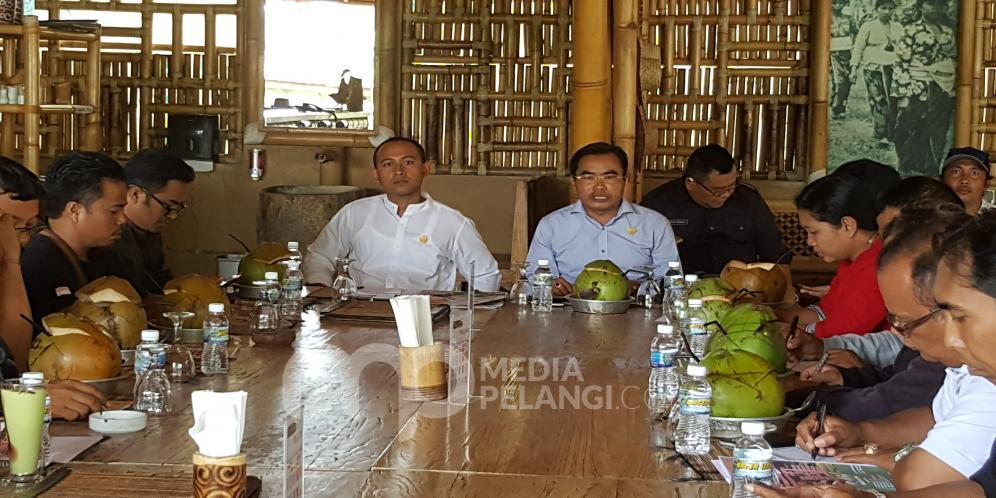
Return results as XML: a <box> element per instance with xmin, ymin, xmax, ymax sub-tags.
<box><xmin>68</xmin><ymin>301</ymin><xmax>148</xmax><ymax>350</ymax></box>
<box><xmin>31</xmin><ymin>313</ymin><xmax>122</xmax><ymax>381</ymax></box>
<box><xmin>75</xmin><ymin>276</ymin><xmax>142</xmax><ymax>304</ymax></box>
<box><xmin>163</xmin><ymin>274</ymin><xmax>229</xmax><ymax>329</ymax></box>
<box><xmin>720</xmin><ymin>260</ymin><xmax>788</xmax><ymax>304</ymax></box>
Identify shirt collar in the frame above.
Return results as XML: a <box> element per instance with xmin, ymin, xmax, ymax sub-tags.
<box><xmin>568</xmin><ymin>199</ymin><xmax>637</xmax><ymax>225</ymax></box>
<box><xmin>382</xmin><ymin>193</ymin><xmax>434</xmax><ymax>216</ymax></box>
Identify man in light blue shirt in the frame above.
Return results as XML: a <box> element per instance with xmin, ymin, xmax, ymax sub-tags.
<box><xmin>526</xmin><ymin>142</ymin><xmax>680</xmax><ymax>296</ymax></box>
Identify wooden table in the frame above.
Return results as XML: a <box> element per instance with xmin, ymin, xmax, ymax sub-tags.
<box><xmin>44</xmin><ymin>305</ymin><xmax>729</xmax><ymax>497</ymax></box>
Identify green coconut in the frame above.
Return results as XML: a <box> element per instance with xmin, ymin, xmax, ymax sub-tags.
<box><xmin>717</xmin><ymin>303</ymin><xmax>778</xmax><ymax>336</ymax></box>
<box><xmin>688</xmin><ymin>277</ymin><xmax>735</xmax><ymax>301</ymax></box>
<box><xmin>238</xmin><ymin>242</ymin><xmax>290</xmax><ymax>283</ymax></box>
<box><xmin>709</xmin><ymin>302</ymin><xmax>787</xmax><ymax>372</ymax></box>
<box><xmin>702</xmin><ymin>349</ymin><xmax>785</xmax><ymax>418</ymax></box>
<box><xmin>702</xmin><ymin>300</ymin><xmax>733</xmax><ymax>334</ymax></box>
<box><xmin>573</xmin><ymin>260</ymin><xmax>629</xmax><ymax>301</ymax></box>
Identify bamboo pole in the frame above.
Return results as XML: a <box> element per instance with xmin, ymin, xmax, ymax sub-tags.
<box><xmin>1</xmin><ymin>38</ymin><xmax>16</xmax><ymax>159</ymax></box>
<box><xmin>375</xmin><ymin>0</ymin><xmax>402</xmax><ymax>133</ymax></box>
<box><xmin>955</xmin><ymin>0</ymin><xmax>977</xmax><ymax>147</ymax></box>
<box><xmin>244</xmin><ymin>0</ymin><xmax>263</xmax><ymax>133</ymax></box>
<box><xmin>571</xmin><ymin>0</ymin><xmax>612</xmax><ymax>154</ymax></box>
<box><xmin>139</xmin><ymin>3</ymin><xmax>152</xmax><ymax>149</ymax></box>
<box><xmin>81</xmin><ymin>29</ymin><xmax>102</xmax><ymax>151</ymax></box>
<box><xmin>614</xmin><ymin>0</ymin><xmax>638</xmax><ymax>201</ymax></box>
<box><xmin>806</xmin><ymin>0</ymin><xmax>831</xmax><ymax>178</ymax></box>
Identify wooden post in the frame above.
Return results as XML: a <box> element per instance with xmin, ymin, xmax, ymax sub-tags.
<box><xmin>24</xmin><ymin>16</ymin><xmax>40</xmax><ymax>173</ymax></box>
<box><xmin>243</xmin><ymin>0</ymin><xmax>263</xmax><ymax>130</ymax></box>
<box><xmin>613</xmin><ymin>0</ymin><xmax>638</xmax><ymax>201</ymax></box>
<box><xmin>571</xmin><ymin>0</ymin><xmax>611</xmax><ymax>155</ymax></box>
<box><xmin>82</xmin><ymin>28</ymin><xmax>102</xmax><ymax>151</ymax></box>
<box><xmin>955</xmin><ymin>0</ymin><xmax>976</xmax><ymax>147</ymax></box>
<box><xmin>806</xmin><ymin>0</ymin><xmax>831</xmax><ymax>178</ymax></box>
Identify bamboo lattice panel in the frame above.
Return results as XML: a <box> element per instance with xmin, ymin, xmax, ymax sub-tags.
<box><xmin>973</xmin><ymin>1</ymin><xmax>996</xmax><ymax>160</ymax></box>
<box><xmin>402</xmin><ymin>0</ymin><xmax>572</xmax><ymax>175</ymax></box>
<box><xmin>641</xmin><ymin>0</ymin><xmax>811</xmax><ymax>180</ymax></box>
<box><xmin>36</xmin><ymin>0</ymin><xmax>243</xmax><ymax>163</ymax></box>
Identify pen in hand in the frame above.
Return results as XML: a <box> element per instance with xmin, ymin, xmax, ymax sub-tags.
<box><xmin>812</xmin><ymin>401</ymin><xmax>828</xmax><ymax>460</ymax></box>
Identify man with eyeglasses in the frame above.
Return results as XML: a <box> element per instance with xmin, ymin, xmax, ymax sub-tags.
<box><xmin>641</xmin><ymin>144</ymin><xmax>789</xmax><ymax>275</ymax></box>
<box><xmin>940</xmin><ymin>147</ymin><xmax>993</xmax><ymax>216</ymax></box>
<box><xmin>90</xmin><ymin>149</ymin><xmax>194</xmax><ymax>296</ymax></box>
<box><xmin>304</xmin><ymin>137</ymin><xmax>500</xmax><ymax>291</ymax></box>
<box><xmin>526</xmin><ymin>142</ymin><xmax>679</xmax><ymax>295</ymax></box>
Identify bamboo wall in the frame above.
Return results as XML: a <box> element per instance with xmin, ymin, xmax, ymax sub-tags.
<box><xmin>968</xmin><ymin>1</ymin><xmax>996</xmax><ymax>159</ymax></box>
<box><xmin>400</xmin><ymin>0</ymin><xmax>572</xmax><ymax>175</ymax></box>
<box><xmin>35</xmin><ymin>0</ymin><xmax>243</xmax><ymax>164</ymax></box>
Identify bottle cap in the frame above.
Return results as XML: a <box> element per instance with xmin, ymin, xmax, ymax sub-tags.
<box><xmin>264</xmin><ymin>271</ymin><xmax>279</xmax><ymax>281</ymax></box>
<box><xmin>537</xmin><ymin>259</ymin><xmax>549</xmax><ymax>266</ymax></box>
<box><xmin>668</xmin><ymin>261</ymin><xmax>681</xmax><ymax>268</ymax></box>
<box><xmin>287</xmin><ymin>241</ymin><xmax>299</xmax><ymax>251</ymax></box>
<box><xmin>208</xmin><ymin>303</ymin><xmax>226</xmax><ymax>313</ymax></box>
<box><xmin>741</xmin><ymin>422</ymin><xmax>767</xmax><ymax>436</ymax></box>
<box><xmin>688</xmin><ymin>298</ymin><xmax>702</xmax><ymax>307</ymax></box>
<box><xmin>685</xmin><ymin>274</ymin><xmax>699</xmax><ymax>283</ymax></box>
<box><xmin>657</xmin><ymin>324</ymin><xmax>673</xmax><ymax>334</ymax></box>
<box><xmin>21</xmin><ymin>372</ymin><xmax>43</xmax><ymax>381</ymax></box>
<box><xmin>141</xmin><ymin>330</ymin><xmax>160</xmax><ymax>342</ymax></box>
<box><xmin>687</xmin><ymin>365</ymin><xmax>707</xmax><ymax>376</ymax></box>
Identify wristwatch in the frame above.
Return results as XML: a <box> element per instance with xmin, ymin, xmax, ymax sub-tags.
<box><xmin>894</xmin><ymin>442</ymin><xmax>919</xmax><ymax>463</ymax></box>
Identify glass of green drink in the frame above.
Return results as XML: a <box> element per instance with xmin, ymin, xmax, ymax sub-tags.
<box><xmin>1</xmin><ymin>380</ymin><xmax>46</xmax><ymax>483</ymax></box>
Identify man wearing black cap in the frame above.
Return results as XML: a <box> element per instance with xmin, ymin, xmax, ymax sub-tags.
<box><xmin>641</xmin><ymin>144</ymin><xmax>789</xmax><ymax>275</ymax></box>
<box><xmin>940</xmin><ymin>147</ymin><xmax>993</xmax><ymax>215</ymax></box>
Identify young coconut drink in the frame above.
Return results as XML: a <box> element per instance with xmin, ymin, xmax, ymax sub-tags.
<box><xmin>573</xmin><ymin>260</ymin><xmax>630</xmax><ymax>301</ymax></box>
<box><xmin>30</xmin><ymin>313</ymin><xmax>122</xmax><ymax>381</ymax></box>
<box><xmin>701</xmin><ymin>349</ymin><xmax>785</xmax><ymax>419</ymax></box>
<box><xmin>720</xmin><ymin>260</ymin><xmax>788</xmax><ymax>304</ymax></box>
<box><xmin>705</xmin><ymin>303</ymin><xmax>788</xmax><ymax>373</ymax></box>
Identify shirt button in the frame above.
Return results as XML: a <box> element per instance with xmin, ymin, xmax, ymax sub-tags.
<box><xmin>601</xmin><ymin>250</ymin><xmax>605</xmax><ymax>253</ymax></box>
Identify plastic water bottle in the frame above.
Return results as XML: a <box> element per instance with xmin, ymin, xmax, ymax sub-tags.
<box><xmin>687</xmin><ymin>299</ymin><xmax>709</xmax><ymax>359</ymax></box>
<box><xmin>675</xmin><ymin>365</ymin><xmax>711</xmax><ymax>455</ymax></box>
<box><xmin>20</xmin><ymin>372</ymin><xmax>50</xmax><ymax>469</ymax></box>
<box><xmin>662</xmin><ymin>261</ymin><xmax>682</xmax><ymax>297</ymax></box>
<box><xmin>671</xmin><ymin>274</ymin><xmax>692</xmax><ymax>318</ymax></box>
<box><xmin>202</xmin><ymin>303</ymin><xmax>230</xmax><ymax>375</ymax></box>
<box><xmin>134</xmin><ymin>329</ymin><xmax>166</xmax><ymax>377</ymax></box>
<box><xmin>732</xmin><ymin>422</ymin><xmax>774</xmax><ymax>498</ymax></box>
<box><xmin>649</xmin><ymin>324</ymin><xmax>682</xmax><ymax>413</ymax></box>
<box><xmin>280</xmin><ymin>261</ymin><xmax>304</xmax><ymax>321</ymax></box>
<box><xmin>532</xmin><ymin>259</ymin><xmax>553</xmax><ymax>312</ymax></box>
<box><xmin>286</xmin><ymin>241</ymin><xmax>303</xmax><ymax>264</ymax></box>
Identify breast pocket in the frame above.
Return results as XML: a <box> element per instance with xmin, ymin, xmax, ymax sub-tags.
<box><xmin>409</xmin><ymin>238</ymin><xmax>449</xmax><ymax>279</ymax></box>
<box><xmin>717</xmin><ymin>214</ymin><xmax>754</xmax><ymax>244</ymax></box>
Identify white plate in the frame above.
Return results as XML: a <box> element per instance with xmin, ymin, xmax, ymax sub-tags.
<box><xmin>89</xmin><ymin>410</ymin><xmax>147</xmax><ymax>434</ymax></box>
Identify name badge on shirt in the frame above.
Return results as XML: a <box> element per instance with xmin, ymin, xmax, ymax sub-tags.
<box><xmin>55</xmin><ymin>286</ymin><xmax>71</xmax><ymax>297</ymax></box>
<box><xmin>669</xmin><ymin>219</ymin><xmax>689</xmax><ymax>226</ymax></box>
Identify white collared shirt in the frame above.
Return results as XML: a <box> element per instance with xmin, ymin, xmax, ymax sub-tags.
<box><xmin>919</xmin><ymin>365</ymin><xmax>996</xmax><ymax>477</ymax></box>
<box><xmin>303</xmin><ymin>194</ymin><xmax>500</xmax><ymax>291</ymax></box>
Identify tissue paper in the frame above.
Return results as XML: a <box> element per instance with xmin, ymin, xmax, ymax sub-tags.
<box><xmin>391</xmin><ymin>295</ymin><xmax>435</xmax><ymax>347</ymax></box>
<box><xmin>189</xmin><ymin>390</ymin><xmax>248</xmax><ymax>458</ymax></box>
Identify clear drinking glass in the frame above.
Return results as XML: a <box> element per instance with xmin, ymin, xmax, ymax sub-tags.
<box><xmin>331</xmin><ymin>258</ymin><xmax>357</xmax><ymax>301</ymax></box>
<box><xmin>163</xmin><ymin>311</ymin><xmax>195</xmax><ymax>344</ymax></box>
<box><xmin>507</xmin><ymin>262</ymin><xmax>533</xmax><ymax>305</ymax></box>
<box><xmin>635</xmin><ymin>265</ymin><xmax>661</xmax><ymax>309</ymax></box>
<box><xmin>164</xmin><ymin>346</ymin><xmax>196</xmax><ymax>383</ymax></box>
<box><xmin>1</xmin><ymin>380</ymin><xmax>47</xmax><ymax>483</ymax></box>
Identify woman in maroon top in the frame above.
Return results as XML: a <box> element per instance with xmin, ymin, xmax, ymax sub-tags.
<box><xmin>777</xmin><ymin>174</ymin><xmax>888</xmax><ymax>338</ymax></box>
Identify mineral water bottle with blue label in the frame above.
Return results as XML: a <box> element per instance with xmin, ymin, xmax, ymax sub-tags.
<box><xmin>732</xmin><ymin>422</ymin><xmax>774</xmax><ymax>498</ymax></box>
<box><xmin>687</xmin><ymin>299</ymin><xmax>709</xmax><ymax>359</ymax></box>
<box><xmin>662</xmin><ymin>261</ymin><xmax>682</xmax><ymax>293</ymax></box>
<box><xmin>280</xmin><ymin>260</ymin><xmax>304</xmax><ymax>321</ymax></box>
<box><xmin>531</xmin><ymin>259</ymin><xmax>553</xmax><ymax>312</ymax></box>
<box><xmin>201</xmin><ymin>303</ymin><xmax>230</xmax><ymax>375</ymax></box>
<box><xmin>135</xmin><ymin>329</ymin><xmax>166</xmax><ymax>376</ymax></box>
<box><xmin>649</xmin><ymin>324</ymin><xmax>682</xmax><ymax>414</ymax></box>
<box><xmin>675</xmin><ymin>365</ymin><xmax>711</xmax><ymax>455</ymax></box>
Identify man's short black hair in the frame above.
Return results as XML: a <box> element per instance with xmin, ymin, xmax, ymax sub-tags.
<box><xmin>44</xmin><ymin>152</ymin><xmax>126</xmax><ymax>219</ymax></box>
<box><xmin>569</xmin><ymin>142</ymin><xmax>628</xmax><ymax>177</ymax></box>
<box><xmin>684</xmin><ymin>144</ymin><xmax>735</xmax><ymax>182</ymax></box>
<box><xmin>877</xmin><ymin>176</ymin><xmax>963</xmax><ymax>214</ymax></box>
<box><xmin>373</xmin><ymin>137</ymin><xmax>426</xmax><ymax>166</ymax></box>
<box><xmin>0</xmin><ymin>155</ymin><xmax>43</xmax><ymax>201</ymax></box>
<box><xmin>124</xmin><ymin>148</ymin><xmax>195</xmax><ymax>193</ymax></box>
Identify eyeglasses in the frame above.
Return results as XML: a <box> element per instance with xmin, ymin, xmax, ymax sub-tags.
<box><xmin>887</xmin><ymin>308</ymin><xmax>942</xmax><ymax>337</ymax></box>
<box><xmin>574</xmin><ymin>174</ymin><xmax>625</xmax><ymax>185</ymax></box>
<box><xmin>135</xmin><ymin>185</ymin><xmax>186</xmax><ymax>217</ymax></box>
<box><xmin>687</xmin><ymin>176</ymin><xmax>739</xmax><ymax>197</ymax></box>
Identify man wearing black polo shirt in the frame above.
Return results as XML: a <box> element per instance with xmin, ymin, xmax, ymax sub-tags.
<box><xmin>90</xmin><ymin>149</ymin><xmax>194</xmax><ymax>296</ymax></box>
<box><xmin>641</xmin><ymin>144</ymin><xmax>789</xmax><ymax>275</ymax></box>
<box><xmin>21</xmin><ymin>152</ymin><xmax>127</xmax><ymax>319</ymax></box>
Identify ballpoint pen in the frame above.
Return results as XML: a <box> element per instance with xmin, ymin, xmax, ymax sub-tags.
<box><xmin>812</xmin><ymin>401</ymin><xmax>828</xmax><ymax>460</ymax></box>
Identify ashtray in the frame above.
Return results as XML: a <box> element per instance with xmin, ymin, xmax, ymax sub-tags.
<box><xmin>89</xmin><ymin>410</ymin><xmax>148</xmax><ymax>434</ymax></box>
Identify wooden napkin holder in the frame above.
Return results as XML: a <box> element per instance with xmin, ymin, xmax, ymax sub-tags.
<box><xmin>193</xmin><ymin>452</ymin><xmax>247</xmax><ymax>498</ymax></box>
<box><xmin>399</xmin><ymin>342</ymin><xmax>448</xmax><ymax>401</ymax></box>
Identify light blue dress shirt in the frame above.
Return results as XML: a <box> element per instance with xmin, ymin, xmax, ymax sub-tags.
<box><xmin>526</xmin><ymin>200</ymin><xmax>681</xmax><ymax>282</ymax></box>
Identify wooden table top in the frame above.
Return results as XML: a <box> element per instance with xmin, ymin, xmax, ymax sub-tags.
<box><xmin>45</xmin><ymin>305</ymin><xmax>730</xmax><ymax>497</ymax></box>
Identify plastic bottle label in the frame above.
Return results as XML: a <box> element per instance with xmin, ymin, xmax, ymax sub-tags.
<box><xmin>204</xmin><ymin>325</ymin><xmax>230</xmax><ymax>344</ymax></box>
<box><xmin>688</xmin><ymin>318</ymin><xmax>707</xmax><ymax>336</ymax></box>
<box><xmin>733</xmin><ymin>449</ymin><xmax>773</xmax><ymax>481</ymax></box>
<box><xmin>679</xmin><ymin>393</ymin><xmax>711</xmax><ymax>415</ymax></box>
<box><xmin>650</xmin><ymin>351</ymin><xmax>674</xmax><ymax>368</ymax></box>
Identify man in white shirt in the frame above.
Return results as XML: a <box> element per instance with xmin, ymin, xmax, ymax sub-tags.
<box><xmin>303</xmin><ymin>137</ymin><xmax>500</xmax><ymax>291</ymax></box>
